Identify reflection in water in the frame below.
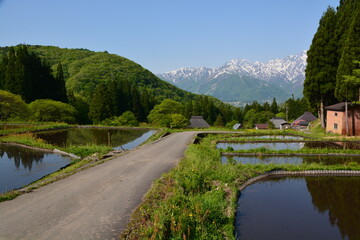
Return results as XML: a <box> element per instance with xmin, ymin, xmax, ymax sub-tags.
<box><xmin>0</xmin><ymin>144</ymin><xmax>71</xmax><ymax>193</ymax></box>
<box><xmin>218</xmin><ymin>141</ymin><xmax>360</xmax><ymax>151</ymax></box>
<box><xmin>222</xmin><ymin>155</ymin><xmax>360</xmax><ymax>165</ymax></box>
<box><xmin>34</xmin><ymin>128</ymin><xmax>155</xmax><ymax>149</ymax></box>
<box><xmin>236</xmin><ymin>177</ymin><xmax>360</xmax><ymax>240</ymax></box>
<box><xmin>306</xmin><ymin>177</ymin><xmax>360</xmax><ymax>240</ymax></box>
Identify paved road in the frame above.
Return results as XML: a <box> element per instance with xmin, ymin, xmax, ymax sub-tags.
<box><xmin>0</xmin><ymin>131</ymin><xmax>197</xmax><ymax>240</ymax></box>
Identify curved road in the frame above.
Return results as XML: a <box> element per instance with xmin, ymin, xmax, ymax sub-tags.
<box><xmin>0</xmin><ymin>131</ymin><xmax>197</xmax><ymax>240</ymax></box>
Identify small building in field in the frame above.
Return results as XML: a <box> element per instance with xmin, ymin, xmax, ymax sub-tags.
<box><xmin>232</xmin><ymin>123</ymin><xmax>242</xmax><ymax>130</ymax></box>
<box><xmin>325</xmin><ymin>102</ymin><xmax>360</xmax><ymax>136</ymax></box>
<box><xmin>291</xmin><ymin>112</ymin><xmax>317</xmax><ymax>129</ymax></box>
<box><xmin>255</xmin><ymin>123</ymin><xmax>268</xmax><ymax>130</ymax></box>
<box><xmin>189</xmin><ymin>116</ymin><xmax>210</xmax><ymax>128</ymax></box>
<box><xmin>270</xmin><ymin>117</ymin><xmax>287</xmax><ymax>129</ymax></box>
<box><xmin>280</xmin><ymin>122</ymin><xmax>291</xmax><ymax>130</ymax></box>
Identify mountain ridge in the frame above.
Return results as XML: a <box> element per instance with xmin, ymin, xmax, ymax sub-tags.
<box><xmin>158</xmin><ymin>51</ymin><xmax>307</xmax><ymax>103</ymax></box>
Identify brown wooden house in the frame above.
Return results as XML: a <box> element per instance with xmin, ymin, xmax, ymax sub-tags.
<box><xmin>325</xmin><ymin>102</ymin><xmax>360</xmax><ymax>136</ymax></box>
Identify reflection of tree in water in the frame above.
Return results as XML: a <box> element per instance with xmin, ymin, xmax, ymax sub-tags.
<box><xmin>302</xmin><ymin>156</ymin><xmax>360</xmax><ymax>165</ymax></box>
<box><xmin>306</xmin><ymin>177</ymin><xmax>360</xmax><ymax>240</ymax></box>
<box><xmin>35</xmin><ymin>128</ymin><xmax>148</xmax><ymax>147</ymax></box>
<box><xmin>0</xmin><ymin>144</ymin><xmax>44</xmax><ymax>171</ymax></box>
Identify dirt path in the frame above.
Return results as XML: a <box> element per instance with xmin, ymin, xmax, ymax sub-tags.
<box><xmin>0</xmin><ymin>131</ymin><xmax>197</xmax><ymax>240</ymax></box>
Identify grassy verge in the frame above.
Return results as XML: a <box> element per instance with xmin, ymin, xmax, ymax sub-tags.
<box><xmin>121</xmin><ymin>132</ymin><xmax>360</xmax><ymax>239</ymax></box>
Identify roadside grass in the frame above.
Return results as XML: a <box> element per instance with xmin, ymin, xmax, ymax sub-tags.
<box><xmin>121</xmin><ymin>131</ymin><xmax>360</xmax><ymax>239</ymax></box>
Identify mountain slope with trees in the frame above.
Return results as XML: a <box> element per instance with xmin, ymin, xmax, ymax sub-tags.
<box><xmin>0</xmin><ymin>45</ymin><xmax>245</xmax><ymax>126</ymax></box>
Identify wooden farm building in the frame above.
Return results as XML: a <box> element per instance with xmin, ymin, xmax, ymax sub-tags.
<box><xmin>291</xmin><ymin>112</ymin><xmax>317</xmax><ymax>129</ymax></box>
<box><xmin>189</xmin><ymin>116</ymin><xmax>210</xmax><ymax>128</ymax></box>
<box><xmin>255</xmin><ymin>123</ymin><xmax>268</xmax><ymax>130</ymax></box>
<box><xmin>325</xmin><ymin>102</ymin><xmax>360</xmax><ymax>136</ymax></box>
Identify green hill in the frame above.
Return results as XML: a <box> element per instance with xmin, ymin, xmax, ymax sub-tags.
<box><xmin>0</xmin><ymin>45</ymin><xmax>194</xmax><ymax>102</ymax></box>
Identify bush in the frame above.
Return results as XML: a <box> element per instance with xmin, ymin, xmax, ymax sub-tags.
<box><xmin>102</xmin><ymin>111</ymin><xmax>139</xmax><ymax>127</ymax></box>
<box><xmin>29</xmin><ymin>99</ymin><xmax>77</xmax><ymax>123</ymax></box>
<box><xmin>0</xmin><ymin>90</ymin><xmax>29</xmax><ymax>121</ymax></box>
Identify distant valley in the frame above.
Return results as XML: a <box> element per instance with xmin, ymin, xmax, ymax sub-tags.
<box><xmin>158</xmin><ymin>51</ymin><xmax>307</xmax><ymax>104</ymax></box>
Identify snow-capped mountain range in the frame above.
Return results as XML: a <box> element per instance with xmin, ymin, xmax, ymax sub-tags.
<box><xmin>157</xmin><ymin>51</ymin><xmax>307</xmax><ymax>104</ymax></box>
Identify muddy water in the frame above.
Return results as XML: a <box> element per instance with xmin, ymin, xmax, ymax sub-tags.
<box><xmin>236</xmin><ymin>177</ymin><xmax>360</xmax><ymax>240</ymax></box>
<box><xmin>222</xmin><ymin>155</ymin><xmax>360</xmax><ymax>165</ymax></box>
<box><xmin>0</xmin><ymin>144</ymin><xmax>71</xmax><ymax>193</ymax></box>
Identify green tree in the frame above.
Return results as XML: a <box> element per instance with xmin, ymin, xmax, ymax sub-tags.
<box><xmin>29</xmin><ymin>99</ymin><xmax>77</xmax><ymax>123</ymax></box>
<box><xmin>55</xmin><ymin>62</ymin><xmax>68</xmax><ymax>102</ymax></box>
<box><xmin>304</xmin><ymin>7</ymin><xmax>338</xmax><ymax>128</ymax></box>
<box><xmin>148</xmin><ymin>99</ymin><xmax>185</xmax><ymax>127</ymax></box>
<box><xmin>0</xmin><ymin>90</ymin><xmax>29</xmax><ymax>121</ymax></box>
<box><xmin>270</xmin><ymin>98</ymin><xmax>279</xmax><ymax>114</ymax></box>
<box><xmin>335</xmin><ymin>7</ymin><xmax>360</xmax><ymax>101</ymax></box>
<box><xmin>214</xmin><ymin>114</ymin><xmax>224</xmax><ymax>127</ymax></box>
<box><xmin>169</xmin><ymin>114</ymin><xmax>188</xmax><ymax>129</ymax></box>
<box><xmin>89</xmin><ymin>83</ymin><xmax>113</xmax><ymax>124</ymax></box>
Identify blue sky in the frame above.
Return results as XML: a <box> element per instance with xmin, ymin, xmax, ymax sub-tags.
<box><xmin>0</xmin><ymin>0</ymin><xmax>339</xmax><ymax>73</ymax></box>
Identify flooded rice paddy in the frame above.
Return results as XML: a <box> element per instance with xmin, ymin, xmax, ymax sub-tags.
<box><xmin>0</xmin><ymin>144</ymin><xmax>71</xmax><ymax>193</ymax></box>
<box><xmin>236</xmin><ymin>176</ymin><xmax>360</xmax><ymax>240</ymax></box>
<box><xmin>217</xmin><ymin>141</ymin><xmax>360</xmax><ymax>151</ymax></box>
<box><xmin>1</xmin><ymin>128</ymin><xmax>156</xmax><ymax>193</ymax></box>
<box><xmin>222</xmin><ymin>155</ymin><xmax>360</xmax><ymax>165</ymax></box>
<box><xmin>34</xmin><ymin>127</ymin><xmax>156</xmax><ymax>150</ymax></box>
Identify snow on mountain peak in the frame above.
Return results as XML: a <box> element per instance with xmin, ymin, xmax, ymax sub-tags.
<box><xmin>159</xmin><ymin>51</ymin><xmax>307</xmax><ymax>85</ymax></box>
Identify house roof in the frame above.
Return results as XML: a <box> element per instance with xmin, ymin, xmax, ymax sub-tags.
<box><xmin>270</xmin><ymin>117</ymin><xmax>286</xmax><ymax>128</ymax></box>
<box><xmin>190</xmin><ymin>116</ymin><xmax>210</xmax><ymax>128</ymax></box>
<box><xmin>294</xmin><ymin>112</ymin><xmax>317</xmax><ymax>122</ymax></box>
<box><xmin>255</xmin><ymin>123</ymin><xmax>268</xmax><ymax>129</ymax></box>
<box><xmin>325</xmin><ymin>102</ymin><xmax>351</xmax><ymax>111</ymax></box>
<box><xmin>233</xmin><ymin>123</ymin><xmax>242</xmax><ymax>130</ymax></box>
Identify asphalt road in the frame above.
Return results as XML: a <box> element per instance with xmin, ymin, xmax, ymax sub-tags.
<box><xmin>0</xmin><ymin>131</ymin><xmax>197</xmax><ymax>240</ymax></box>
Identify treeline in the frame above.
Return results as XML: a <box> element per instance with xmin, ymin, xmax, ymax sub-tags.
<box><xmin>241</xmin><ymin>97</ymin><xmax>309</xmax><ymax>128</ymax></box>
<box><xmin>0</xmin><ymin>46</ymin><xmax>67</xmax><ymax>103</ymax></box>
<box><xmin>304</xmin><ymin>0</ymin><xmax>360</xmax><ymax>127</ymax></box>
<box><xmin>0</xmin><ymin>45</ymin><xmax>245</xmax><ymax>127</ymax></box>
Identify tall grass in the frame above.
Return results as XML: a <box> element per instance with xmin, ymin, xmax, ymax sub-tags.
<box><xmin>121</xmin><ymin>132</ymin><xmax>360</xmax><ymax>239</ymax></box>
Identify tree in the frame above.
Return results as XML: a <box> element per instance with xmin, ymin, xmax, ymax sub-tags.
<box><xmin>270</xmin><ymin>98</ymin><xmax>279</xmax><ymax>114</ymax></box>
<box><xmin>214</xmin><ymin>114</ymin><xmax>224</xmax><ymax>127</ymax></box>
<box><xmin>335</xmin><ymin>7</ymin><xmax>360</xmax><ymax>101</ymax></box>
<box><xmin>304</xmin><ymin>7</ymin><xmax>338</xmax><ymax>128</ymax></box>
<box><xmin>148</xmin><ymin>99</ymin><xmax>185</xmax><ymax>127</ymax></box>
<box><xmin>54</xmin><ymin>62</ymin><xmax>68</xmax><ymax>102</ymax></box>
<box><xmin>342</xmin><ymin>61</ymin><xmax>360</xmax><ymax>100</ymax></box>
<box><xmin>88</xmin><ymin>83</ymin><xmax>113</xmax><ymax>124</ymax></box>
<box><xmin>0</xmin><ymin>90</ymin><xmax>29</xmax><ymax>121</ymax></box>
<box><xmin>29</xmin><ymin>99</ymin><xmax>77</xmax><ymax>123</ymax></box>
<box><xmin>169</xmin><ymin>114</ymin><xmax>188</xmax><ymax>129</ymax></box>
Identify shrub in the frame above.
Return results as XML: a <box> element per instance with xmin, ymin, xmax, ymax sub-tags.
<box><xmin>0</xmin><ymin>90</ymin><xmax>29</xmax><ymax>121</ymax></box>
<box><xmin>29</xmin><ymin>99</ymin><xmax>77</xmax><ymax>123</ymax></box>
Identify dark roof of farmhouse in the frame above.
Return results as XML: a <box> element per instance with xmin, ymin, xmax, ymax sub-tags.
<box><xmin>294</xmin><ymin>112</ymin><xmax>317</xmax><ymax>122</ymax></box>
<box><xmin>190</xmin><ymin>116</ymin><xmax>210</xmax><ymax>128</ymax></box>
<box><xmin>325</xmin><ymin>102</ymin><xmax>351</xmax><ymax>111</ymax></box>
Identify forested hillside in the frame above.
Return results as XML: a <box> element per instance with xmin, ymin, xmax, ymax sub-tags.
<box><xmin>0</xmin><ymin>45</ymin><xmax>193</xmax><ymax>102</ymax></box>
<box><xmin>304</xmin><ymin>0</ymin><xmax>360</xmax><ymax>127</ymax></box>
<box><xmin>0</xmin><ymin>45</ymin><xmax>244</xmax><ymax>126</ymax></box>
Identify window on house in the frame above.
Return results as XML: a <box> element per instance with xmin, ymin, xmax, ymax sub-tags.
<box><xmin>334</xmin><ymin>123</ymin><xmax>338</xmax><ymax>130</ymax></box>
<box><xmin>334</xmin><ymin>112</ymin><xmax>338</xmax><ymax>116</ymax></box>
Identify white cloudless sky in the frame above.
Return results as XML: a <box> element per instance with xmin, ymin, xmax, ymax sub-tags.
<box><xmin>0</xmin><ymin>0</ymin><xmax>340</xmax><ymax>73</ymax></box>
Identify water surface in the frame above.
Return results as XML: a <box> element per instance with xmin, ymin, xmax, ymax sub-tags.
<box><xmin>217</xmin><ymin>141</ymin><xmax>355</xmax><ymax>151</ymax></box>
<box><xmin>222</xmin><ymin>155</ymin><xmax>360</xmax><ymax>165</ymax></box>
<box><xmin>236</xmin><ymin>177</ymin><xmax>360</xmax><ymax>240</ymax></box>
<box><xmin>34</xmin><ymin>128</ymin><xmax>156</xmax><ymax>150</ymax></box>
<box><xmin>0</xmin><ymin>144</ymin><xmax>71</xmax><ymax>193</ymax></box>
